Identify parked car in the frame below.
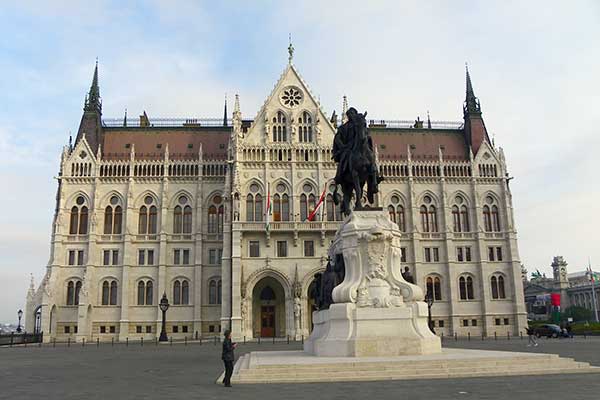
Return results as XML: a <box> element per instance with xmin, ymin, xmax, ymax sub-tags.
<box><xmin>533</xmin><ymin>324</ymin><xmax>562</xmax><ymax>338</ymax></box>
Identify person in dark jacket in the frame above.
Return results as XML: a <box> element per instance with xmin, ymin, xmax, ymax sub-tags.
<box><xmin>221</xmin><ymin>330</ymin><xmax>236</xmax><ymax>387</ymax></box>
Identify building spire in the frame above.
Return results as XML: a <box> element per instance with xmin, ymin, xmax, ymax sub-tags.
<box><xmin>223</xmin><ymin>93</ymin><xmax>228</xmax><ymax>127</ymax></box>
<box><xmin>84</xmin><ymin>58</ymin><xmax>102</xmax><ymax>114</ymax></box>
<box><xmin>464</xmin><ymin>63</ymin><xmax>480</xmax><ymax>114</ymax></box>
<box><xmin>288</xmin><ymin>33</ymin><xmax>294</xmax><ymax>64</ymax></box>
<box><xmin>123</xmin><ymin>108</ymin><xmax>127</xmax><ymax>127</ymax></box>
<box><xmin>427</xmin><ymin>110</ymin><xmax>432</xmax><ymax>129</ymax></box>
<box><xmin>341</xmin><ymin>95</ymin><xmax>348</xmax><ymax>123</ymax></box>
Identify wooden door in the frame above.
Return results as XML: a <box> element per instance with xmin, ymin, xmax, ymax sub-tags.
<box><xmin>261</xmin><ymin>306</ymin><xmax>275</xmax><ymax>337</ymax></box>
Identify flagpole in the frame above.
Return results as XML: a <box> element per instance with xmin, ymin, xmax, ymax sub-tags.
<box><xmin>590</xmin><ymin>258</ymin><xmax>599</xmax><ymax>322</ymax></box>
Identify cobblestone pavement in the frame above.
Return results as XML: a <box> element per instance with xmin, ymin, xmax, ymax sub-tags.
<box><xmin>1</xmin><ymin>337</ymin><xmax>599</xmax><ymax>400</ymax></box>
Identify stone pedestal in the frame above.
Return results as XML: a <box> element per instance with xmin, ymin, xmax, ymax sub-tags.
<box><xmin>304</xmin><ymin>210</ymin><xmax>441</xmax><ymax>357</ymax></box>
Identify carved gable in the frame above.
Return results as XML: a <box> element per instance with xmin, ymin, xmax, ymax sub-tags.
<box><xmin>241</xmin><ymin>64</ymin><xmax>336</xmax><ymax>147</ymax></box>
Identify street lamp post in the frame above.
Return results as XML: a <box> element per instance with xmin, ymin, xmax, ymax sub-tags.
<box><xmin>16</xmin><ymin>309</ymin><xmax>23</xmax><ymax>333</ymax></box>
<box><xmin>425</xmin><ymin>292</ymin><xmax>435</xmax><ymax>334</ymax></box>
<box><xmin>159</xmin><ymin>293</ymin><xmax>170</xmax><ymax>342</ymax></box>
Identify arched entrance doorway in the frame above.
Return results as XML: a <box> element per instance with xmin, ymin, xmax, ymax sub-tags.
<box><xmin>307</xmin><ymin>280</ymin><xmax>318</xmax><ymax>333</ymax></box>
<box><xmin>252</xmin><ymin>277</ymin><xmax>286</xmax><ymax>338</ymax></box>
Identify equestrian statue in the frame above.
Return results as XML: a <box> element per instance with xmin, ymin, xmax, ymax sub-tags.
<box><xmin>332</xmin><ymin>107</ymin><xmax>383</xmax><ymax>215</ymax></box>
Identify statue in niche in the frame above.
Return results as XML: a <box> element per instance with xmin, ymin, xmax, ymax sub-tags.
<box><xmin>293</xmin><ymin>297</ymin><xmax>301</xmax><ymax>331</ymax></box>
<box><xmin>332</xmin><ymin>107</ymin><xmax>383</xmax><ymax>215</ymax></box>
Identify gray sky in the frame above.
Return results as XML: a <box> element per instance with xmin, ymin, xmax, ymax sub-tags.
<box><xmin>1</xmin><ymin>1</ymin><xmax>599</xmax><ymax>323</ymax></box>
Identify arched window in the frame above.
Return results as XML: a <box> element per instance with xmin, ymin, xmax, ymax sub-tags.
<box><xmin>102</xmin><ymin>281</ymin><xmax>110</xmax><ymax>305</ymax></box>
<box><xmin>483</xmin><ymin>196</ymin><xmax>500</xmax><ymax>232</ymax></box>
<box><xmin>459</xmin><ymin>275</ymin><xmax>475</xmax><ymax>300</ymax></box>
<box><xmin>172</xmin><ymin>279</ymin><xmax>190</xmax><ymax>305</ymax></box>
<box><xmin>75</xmin><ymin>281</ymin><xmax>82</xmax><ymax>305</ymax></box>
<box><xmin>139</xmin><ymin>195</ymin><xmax>158</xmax><ymax>234</ymax></box>
<box><xmin>272</xmin><ymin>184</ymin><xmax>290</xmax><ymax>222</ymax></box>
<box><xmin>491</xmin><ymin>274</ymin><xmax>506</xmax><ymax>299</ymax></box>
<box><xmin>183</xmin><ymin>205</ymin><xmax>193</xmax><ymax>233</ymax></box>
<box><xmin>298</xmin><ymin>111</ymin><xmax>313</xmax><ymax>143</ymax></box>
<box><xmin>428</xmin><ymin>206</ymin><xmax>438</xmax><ymax>232</ymax></box>
<box><xmin>182</xmin><ymin>280</ymin><xmax>189</xmax><ymax>305</ymax></box>
<box><xmin>460</xmin><ymin>205</ymin><xmax>469</xmax><ymax>232</ymax></box>
<box><xmin>452</xmin><ymin>205</ymin><xmax>461</xmax><ymax>232</ymax></box>
<box><xmin>208</xmin><ymin>278</ymin><xmax>221</xmax><ymax>305</ymax></box>
<box><xmin>325</xmin><ymin>187</ymin><xmax>343</xmax><ymax>222</ymax></box>
<box><xmin>388</xmin><ymin>196</ymin><xmax>405</xmax><ymax>231</ymax></box>
<box><xmin>104</xmin><ymin>196</ymin><xmax>123</xmax><ymax>234</ymax></box>
<box><xmin>173</xmin><ymin>280</ymin><xmax>181</xmax><ymax>305</ymax></box>
<box><xmin>272</xmin><ymin>111</ymin><xmax>287</xmax><ymax>142</ymax></box>
<box><xmin>492</xmin><ymin>205</ymin><xmax>501</xmax><ymax>232</ymax></box>
<box><xmin>246</xmin><ymin>184</ymin><xmax>263</xmax><ymax>222</ymax></box>
<box><xmin>174</xmin><ymin>206</ymin><xmax>183</xmax><ymax>233</ymax></box>
<box><xmin>426</xmin><ymin>276</ymin><xmax>442</xmax><ymax>301</ymax></box>
<box><xmin>66</xmin><ymin>281</ymin><xmax>74</xmax><ymax>305</ymax></box>
<box><xmin>207</xmin><ymin>205</ymin><xmax>217</xmax><ymax>233</ymax></box>
<box><xmin>69</xmin><ymin>195</ymin><xmax>89</xmax><ymax>234</ymax></box>
<box><xmin>483</xmin><ymin>205</ymin><xmax>492</xmax><ymax>232</ymax></box>
<box><xmin>102</xmin><ymin>280</ymin><xmax>118</xmax><ymax>305</ymax></box>
<box><xmin>137</xmin><ymin>280</ymin><xmax>153</xmax><ymax>305</ymax></box>
<box><xmin>420</xmin><ymin>205</ymin><xmax>429</xmax><ymax>232</ymax></box>
<box><xmin>110</xmin><ymin>281</ymin><xmax>118</xmax><ymax>305</ymax></box>
<box><xmin>300</xmin><ymin>183</ymin><xmax>316</xmax><ymax>221</ymax></box>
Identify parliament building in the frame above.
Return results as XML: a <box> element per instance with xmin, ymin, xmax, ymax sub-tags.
<box><xmin>25</xmin><ymin>53</ymin><xmax>527</xmax><ymax>341</ymax></box>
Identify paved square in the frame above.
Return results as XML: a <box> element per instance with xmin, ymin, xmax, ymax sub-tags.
<box><xmin>1</xmin><ymin>337</ymin><xmax>600</xmax><ymax>400</ymax></box>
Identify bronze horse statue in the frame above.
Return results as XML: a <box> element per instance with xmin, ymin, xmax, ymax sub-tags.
<box><xmin>332</xmin><ymin>107</ymin><xmax>383</xmax><ymax>215</ymax></box>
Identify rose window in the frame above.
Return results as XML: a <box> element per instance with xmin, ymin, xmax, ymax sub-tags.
<box><xmin>280</xmin><ymin>87</ymin><xmax>302</xmax><ymax>108</ymax></box>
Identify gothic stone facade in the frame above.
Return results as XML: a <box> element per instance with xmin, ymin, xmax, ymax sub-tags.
<box><xmin>25</xmin><ymin>60</ymin><xmax>527</xmax><ymax>342</ymax></box>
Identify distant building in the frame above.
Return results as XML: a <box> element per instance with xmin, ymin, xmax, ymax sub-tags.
<box><xmin>523</xmin><ymin>256</ymin><xmax>600</xmax><ymax>320</ymax></box>
<box><xmin>26</xmin><ymin>50</ymin><xmax>528</xmax><ymax>342</ymax></box>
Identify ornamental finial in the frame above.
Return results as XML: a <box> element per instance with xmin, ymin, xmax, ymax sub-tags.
<box><xmin>288</xmin><ymin>33</ymin><xmax>294</xmax><ymax>63</ymax></box>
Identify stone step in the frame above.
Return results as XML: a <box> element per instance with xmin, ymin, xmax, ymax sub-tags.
<box><xmin>234</xmin><ymin>365</ymin><xmax>599</xmax><ymax>383</ymax></box>
<box><xmin>247</xmin><ymin>355</ymin><xmax>565</xmax><ymax>372</ymax></box>
<box><xmin>240</xmin><ymin>360</ymin><xmax>591</xmax><ymax>377</ymax></box>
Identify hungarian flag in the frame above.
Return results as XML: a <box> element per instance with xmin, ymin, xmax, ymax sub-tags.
<box><xmin>265</xmin><ymin>184</ymin><xmax>272</xmax><ymax>231</ymax></box>
<box><xmin>588</xmin><ymin>262</ymin><xmax>598</xmax><ymax>283</ymax></box>
<box><xmin>308</xmin><ymin>184</ymin><xmax>327</xmax><ymax>221</ymax></box>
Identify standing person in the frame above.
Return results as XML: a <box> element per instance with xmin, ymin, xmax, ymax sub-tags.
<box><xmin>566</xmin><ymin>322</ymin><xmax>573</xmax><ymax>338</ymax></box>
<box><xmin>526</xmin><ymin>326</ymin><xmax>538</xmax><ymax>347</ymax></box>
<box><xmin>222</xmin><ymin>330</ymin><xmax>237</xmax><ymax>387</ymax></box>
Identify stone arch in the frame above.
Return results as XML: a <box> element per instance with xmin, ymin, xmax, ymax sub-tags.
<box><xmin>134</xmin><ymin>190</ymin><xmax>160</xmax><ymax>208</ymax></box>
<box><xmin>296</xmin><ymin>178</ymin><xmax>318</xmax><ymax>195</ymax></box>
<box><xmin>449</xmin><ymin>190</ymin><xmax>471</xmax><ymax>206</ymax></box>
<box><xmin>99</xmin><ymin>190</ymin><xmax>125</xmax><ymax>207</ymax></box>
<box><xmin>251</xmin><ymin>276</ymin><xmax>288</xmax><ymax>338</ymax></box>
<box><xmin>416</xmin><ymin>190</ymin><xmax>439</xmax><ymax>205</ymax></box>
<box><xmin>479</xmin><ymin>190</ymin><xmax>501</xmax><ymax>204</ymax></box>
<box><xmin>245</xmin><ymin>179</ymin><xmax>265</xmax><ymax>194</ymax></box>
<box><xmin>65</xmin><ymin>191</ymin><xmax>91</xmax><ymax>207</ymax></box>
<box><xmin>169</xmin><ymin>189</ymin><xmax>195</xmax><ymax>208</ymax></box>
<box><xmin>204</xmin><ymin>189</ymin><xmax>224</xmax><ymax>207</ymax></box>
<box><xmin>302</xmin><ymin>266</ymin><xmax>325</xmax><ymax>335</ymax></box>
<box><xmin>384</xmin><ymin>190</ymin><xmax>408</xmax><ymax>206</ymax></box>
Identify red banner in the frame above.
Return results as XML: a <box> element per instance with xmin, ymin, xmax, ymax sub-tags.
<box><xmin>551</xmin><ymin>293</ymin><xmax>561</xmax><ymax>306</ymax></box>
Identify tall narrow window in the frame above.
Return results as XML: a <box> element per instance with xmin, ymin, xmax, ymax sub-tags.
<box><xmin>113</xmin><ymin>206</ymin><xmax>122</xmax><ymax>234</ymax></box>
<box><xmin>104</xmin><ymin>206</ymin><xmax>114</xmax><ymax>234</ymax></box>
<box><xmin>207</xmin><ymin>205</ymin><xmax>217</xmax><ymax>233</ymax></box>
<box><xmin>67</xmin><ymin>281</ymin><xmax>75</xmax><ymax>305</ymax></box>
<box><xmin>246</xmin><ymin>184</ymin><xmax>263</xmax><ymax>222</ymax></box>
<box><xmin>139</xmin><ymin>206</ymin><xmax>148</xmax><ymax>234</ymax></box>
<box><xmin>145</xmin><ymin>281</ymin><xmax>153</xmax><ymax>305</ymax></box>
<box><xmin>183</xmin><ymin>205</ymin><xmax>192</xmax><ymax>233</ymax></box>
<box><xmin>272</xmin><ymin>111</ymin><xmax>287</xmax><ymax>142</ymax></box>
<box><xmin>209</xmin><ymin>280</ymin><xmax>217</xmax><ymax>305</ymax></box>
<box><xmin>420</xmin><ymin>205</ymin><xmax>429</xmax><ymax>232</ymax></box>
<box><xmin>137</xmin><ymin>281</ymin><xmax>145</xmax><ymax>305</ymax></box>
<box><xmin>491</xmin><ymin>276</ymin><xmax>499</xmax><ymax>299</ymax></box>
<box><xmin>75</xmin><ymin>281</ymin><xmax>82</xmax><ymax>305</ymax></box>
<box><xmin>452</xmin><ymin>205</ymin><xmax>460</xmax><ymax>232</ymax></box>
<box><xmin>492</xmin><ymin>205</ymin><xmax>500</xmax><ymax>231</ymax></box>
<box><xmin>434</xmin><ymin>277</ymin><xmax>441</xmax><ymax>301</ymax></box>
<box><xmin>466</xmin><ymin>276</ymin><xmax>474</xmax><ymax>299</ymax></box>
<box><xmin>174</xmin><ymin>206</ymin><xmax>183</xmax><ymax>233</ymax></box>
<box><xmin>102</xmin><ymin>281</ymin><xmax>110</xmax><ymax>305</ymax></box>
<box><xmin>460</xmin><ymin>205</ymin><xmax>469</xmax><ymax>232</ymax></box>
<box><xmin>483</xmin><ymin>205</ymin><xmax>492</xmax><ymax>232</ymax></box>
<box><xmin>298</xmin><ymin>111</ymin><xmax>313</xmax><ymax>142</ymax></box>
<box><xmin>175</xmin><ymin>280</ymin><xmax>183</xmax><ymax>305</ymax></box>
<box><xmin>300</xmin><ymin>194</ymin><xmax>308</xmax><ymax>221</ymax></box>
<box><xmin>110</xmin><ymin>281</ymin><xmax>118</xmax><ymax>305</ymax></box>
<box><xmin>246</xmin><ymin>194</ymin><xmax>254</xmax><ymax>222</ymax></box>
<box><xmin>182</xmin><ymin>280</ymin><xmax>189</xmax><ymax>304</ymax></box>
<box><xmin>281</xmin><ymin>194</ymin><xmax>290</xmax><ymax>221</ymax></box>
<box><xmin>254</xmin><ymin>194</ymin><xmax>263</xmax><ymax>222</ymax></box>
<box><xmin>498</xmin><ymin>275</ymin><xmax>506</xmax><ymax>299</ymax></box>
<box><xmin>148</xmin><ymin>206</ymin><xmax>157</xmax><ymax>234</ymax></box>
<box><xmin>69</xmin><ymin>196</ymin><xmax>89</xmax><ymax>235</ymax></box>
<box><xmin>428</xmin><ymin>206</ymin><xmax>438</xmax><ymax>232</ymax></box>
<box><xmin>459</xmin><ymin>276</ymin><xmax>467</xmax><ymax>300</ymax></box>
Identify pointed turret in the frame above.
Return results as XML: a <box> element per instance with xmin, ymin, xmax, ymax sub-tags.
<box><xmin>84</xmin><ymin>59</ymin><xmax>102</xmax><ymax>114</ymax></box>
<box><xmin>341</xmin><ymin>95</ymin><xmax>348</xmax><ymax>124</ymax></box>
<box><xmin>223</xmin><ymin>94</ymin><xmax>228</xmax><ymax>127</ymax></box>
<box><xmin>75</xmin><ymin>60</ymin><xmax>104</xmax><ymax>153</ymax></box>
<box><xmin>462</xmin><ymin>64</ymin><xmax>491</xmax><ymax>154</ymax></box>
<box><xmin>123</xmin><ymin>108</ymin><xmax>127</xmax><ymax>127</ymax></box>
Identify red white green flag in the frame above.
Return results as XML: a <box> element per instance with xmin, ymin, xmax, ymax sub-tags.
<box><xmin>308</xmin><ymin>184</ymin><xmax>327</xmax><ymax>221</ymax></box>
